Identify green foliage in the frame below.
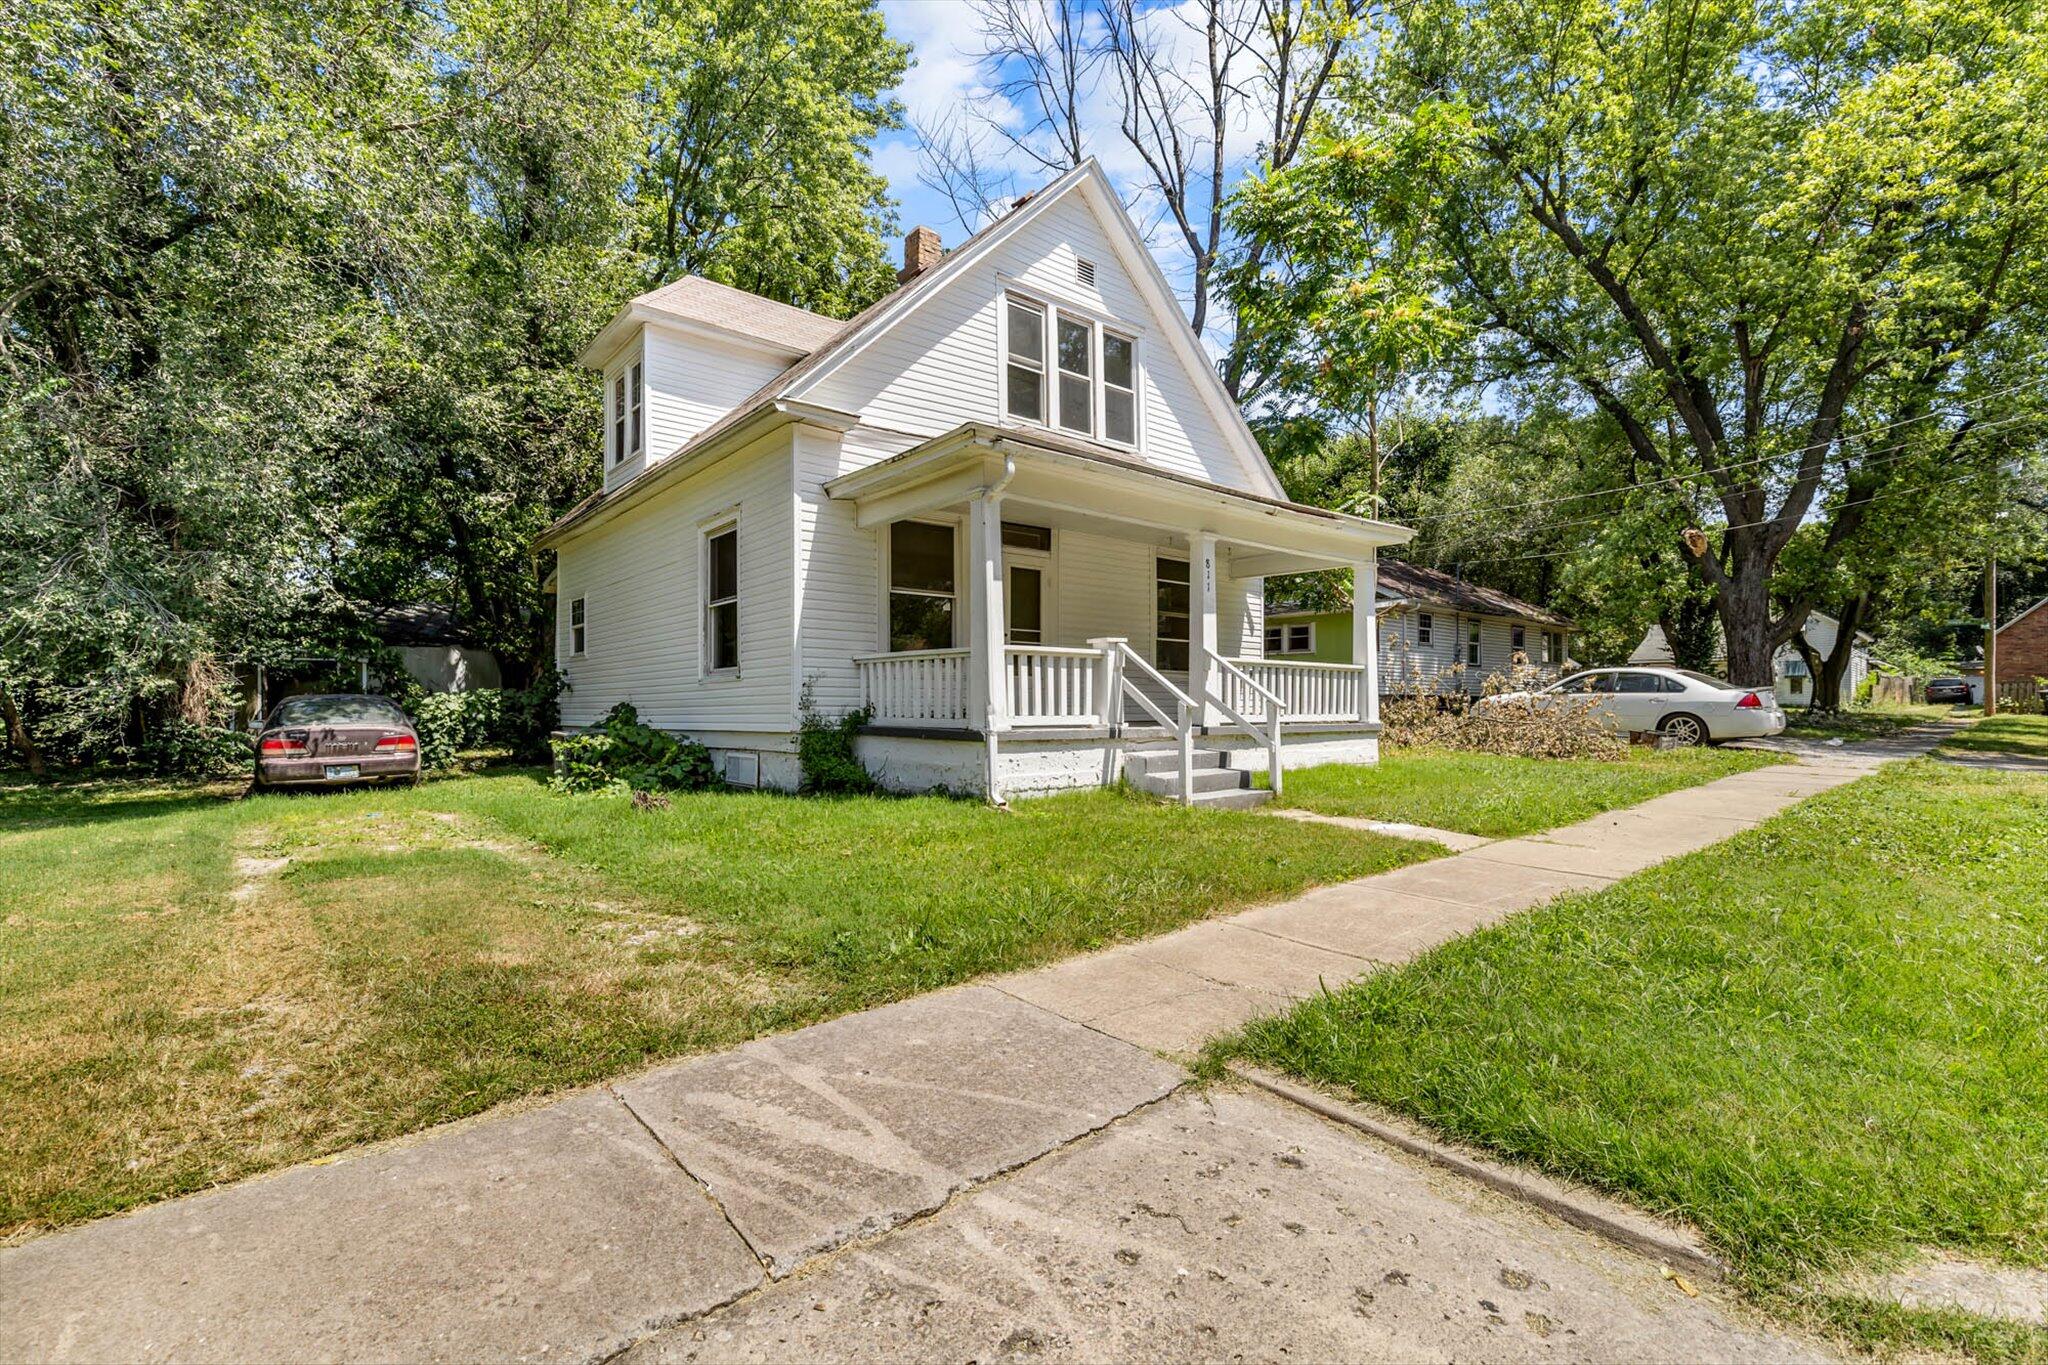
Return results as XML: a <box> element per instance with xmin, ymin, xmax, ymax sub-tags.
<box><xmin>797</xmin><ymin>683</ymin><xmax>876</xmax><ymax>795</ymax></box>
<box><xmin>2</xmin><ymin>0</ymin><xmax>907</xmax><ymax>772</ymax></box>
<box><xmin>384</xmin><ymin>669</ymin><xmax>565</xmax><ymax>770</ymax></box>
<box><xmin>129</xmin><ymin>720</ymin><xmax>254</xmax><ymax>780</ymax></box>
<box><xmin>1236</xmin><ymin>0</ymin><xmax>2048</xmax><ymax>683</ymax></box>
<box><xmin>550</xmin><ymin>703</ymin><xmax>719</xmax><ymax>794</ymax></box>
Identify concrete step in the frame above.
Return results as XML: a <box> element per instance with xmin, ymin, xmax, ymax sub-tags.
<box><xmin>1188</xmin><ymin>787</ymin><xmax>1274</xmax><ymax>811</ymax></box>
<box><xmin>1131</xmin><ymin>766</ymin><xmax>1253</xmax><ymax>796</ymax></box>
<box><xmin>1122</xmin><ymin>748</ymin><xmax>1229</xmax><ymax>777</ymax></box>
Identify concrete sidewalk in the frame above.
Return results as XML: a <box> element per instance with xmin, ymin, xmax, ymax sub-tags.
<box><xmin>0</xmin><ymin>751</ymin><xmax>1906</xmax><ymax>1362</ymax></box>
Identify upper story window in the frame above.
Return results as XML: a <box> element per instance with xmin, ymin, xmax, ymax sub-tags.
<box><xmin>1006</xmin><ymin>298</ymin><xmax>1046</xmax><ymax>423</ymax></box>
<box><xmin>1004</xmin><ymin>293</ymin><xmax>1137</xmax><ymax>449</ymax></box>
<box><xmin>704</xmin><ymin>522</ymin><xmax>738</xmax><ymax>672</ymax></box>
<box><xmin>610</xmin><ymin>359</ymin><xmax>643</xmax><ymax>467</ymax></box>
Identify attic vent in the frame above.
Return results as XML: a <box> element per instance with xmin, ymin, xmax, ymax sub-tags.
<box><xmin>1076</xmin><ymin>258</ymin><xmax>1096</xmax><ymax>287</ymax></box>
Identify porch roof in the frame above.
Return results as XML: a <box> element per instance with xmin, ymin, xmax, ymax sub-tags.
<box><xmin>824</xmin><ymin>423</ymin><xmax>1412</xmax><ymax>571</ymax></box>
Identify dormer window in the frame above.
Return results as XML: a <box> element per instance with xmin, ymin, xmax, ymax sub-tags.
<box><xmin>610</xmin><ymin>358</ymin><xmax>643</xmax><ymax>467</ymax></box>
<box><xmin>1003</xmin><ymin>292</ymin><xmax>1138</xmax><ymax>449</ymax></box>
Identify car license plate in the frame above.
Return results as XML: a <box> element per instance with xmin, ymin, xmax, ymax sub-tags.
<box><xmin>324</xmin><ymin>764</ymin><xmax>360</xmax><ymax>780</ymax></box>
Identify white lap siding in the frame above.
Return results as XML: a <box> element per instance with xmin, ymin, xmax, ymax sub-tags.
<box><xmin>798</xmin><ymin>193</ymin><xmax>1266</xmax><ymax>493</ymax></box>
<box><xmin>555</xmin><ymin>432</ymin><xmax>795</xmax><ymax>734</ymax></box>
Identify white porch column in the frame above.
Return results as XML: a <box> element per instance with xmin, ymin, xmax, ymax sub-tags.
<box><xmin>1353</xmin><ymin>555</ymin><xmax>1379</xmax><ymax>724</ymax></box>
<box><xmin>1188</xmin><ymin>533</ymin><xmax>1220</xmax><ymax>727</ymax></box>
<box><xmin>967</xmin><ymin>491</ymin><xmax>1008</xmax><ymax>734</ymax></box>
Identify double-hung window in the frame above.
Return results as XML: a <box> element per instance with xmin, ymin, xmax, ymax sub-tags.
<box><xmin>1264</xmin><ymin>622</ymin><xmax>1313</xmax><ymax>655</ymax></box>
<box><xmin>1416</xmin><ymin>612</ymin><xmax>1433</xmax><ymax>645</ymax></box>
<box><xmin>569</xmin><ymin>597</ymin><xmax>586</xmax><ymax>656</ymax></box>
<box><xmin>704</xmin><ymin>523</ymin><xmax>738</xmax><ymax>672</ymax></box>
<box><xmin>611</xmin><ymin>361</ymin><xmax>643</xmax><ymax>466</ymax></box>
<box><xmin>1155</xmin><ymin>557</ymin><xmax>1190</xmax><ymax>671</ymax></box>
<box><xmin>1055</xmin><ymin>314</ymin><xmax>1092</xmax><ymax>435</ymax></box>
<box><xmin>889</xmin><ymin>521</ymin><xmax>956</xmax><ymax>651</ymax></box>
<box><xmin>1003</xmin><ymin>293</ymin><xmax>1138</xmax><ymax>448</ymax></box>
<box><xmin>1511</xmin><ymin>624</ymin><xmax>1527</xmax><ymax>655</ymax></box>
<box><xmin>1102</xmin><ymin>332</ymin><xmax>1136</xmax><ymax>445</ymax></box>
<box><xmin>1005</xmin><ymin>298</ymin><xmax>1046</xmax><ymax>422</ymax></box>
<box><xmin>1466</xmin><ymin>620</ymin><xmax>1481</xmax><ymax>666</ymax></box>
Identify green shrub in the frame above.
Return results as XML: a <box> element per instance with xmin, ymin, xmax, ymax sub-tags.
<box><xmin>797</xmin><ymin>682</ymin><xmax>875</xmax><ymax>794</ymax></box>
<box><xmin>550</xmin><ymin>703</ymin><xmax>720</xmax><ymax>794</ymax></box>
<box><xmin>388</xmin><ymin>669</ymin><xmax>566</xmax><ymax>770</ymax></box>
<box><xmin>132</xmin><ymin>719</ymin><xmax>253</xmax><ymax>779</ymax></box>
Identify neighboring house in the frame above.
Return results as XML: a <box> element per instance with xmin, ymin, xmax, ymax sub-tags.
<box><xmin>367</xmin><ymin>604</ymin><xmax>503</xmax><ymax>693</ymax></box>
<box><xmin>1264</xmin><ymin>562</ymin><xmax>1572</xmax><ymax>696</ymax></box>
<box><xmin>1629</xmin><ymin>611</ymin><xmax>1876</xmax><ymax>708</ymax></box>
<box><xmin>1994</xmin><ymin>595</ymin><xmax>2048</xmax><ymax>686</ymax></box>
<box><xmin>537</xmin><ymin>161</ymin><xmax>1409</xmax><ymax>800</ymax></box>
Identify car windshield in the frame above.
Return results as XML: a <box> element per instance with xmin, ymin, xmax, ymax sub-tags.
<box><xmin>272</xmin><ymin>695</ymin><xmax>408</xmax><ymax>727</ymax></box>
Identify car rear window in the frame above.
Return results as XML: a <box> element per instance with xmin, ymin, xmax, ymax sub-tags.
<box><xmin>1675</xmin><ymin>670</ymin><xmax>1730</xmax><ymax>689</ymax></box>
<box><xmin>1930</xmin><ymin>677</ymin><xmax>1964</xmax><ymax>687</ymax></box>
<box><xmin>272</xmin><ymin>696</ymin><xmax>408</xmax><ymax>727</ymax></box>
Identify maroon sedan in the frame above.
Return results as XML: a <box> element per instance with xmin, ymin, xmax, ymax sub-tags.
<box><xmin>254</xmin><ymin>694</ymin><xmax>421</xmax><ymax>790</ymax></box>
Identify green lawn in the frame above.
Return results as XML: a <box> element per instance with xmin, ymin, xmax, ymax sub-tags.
<box><xmin>1219</xmin><ymin>760</ymin><xmax>2048</xmax><ymax>1357</ymax></box>
<box><xmin>1274</xmin><ymin>745</ymin><xmax>1785</xmax><ymax>837</ymax></box>
<box><xmin>1783</xmin><ymin>700</ymin><xmax>1971</xmax><ymax>740</ymax></box>
<box><xmin>0</xmin><ymin>771</ymin><xmax>1431</xmax><ymax>1238</ymax></box>
<box><xmin>1941</xmin><ymin>711</ymin><xmax>2048</xmax><ymax>760</ymax></box>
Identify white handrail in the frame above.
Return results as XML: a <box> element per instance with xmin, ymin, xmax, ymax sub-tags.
<box><xmin>1205</xmin><ymin>649</ymin><xmax>1286</xmax><ymax>796</ymax></box>
<box><xmin>1093</xmin><ymin>637</ymin><xmax>1196</xmax><ymax>805</ymax></box>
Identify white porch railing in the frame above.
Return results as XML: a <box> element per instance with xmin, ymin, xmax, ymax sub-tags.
<box><xmin>1220</xmin><ymin>657</ymin><xmax>1365</xmax><ymax>723</ymax></box>
<box><xmin>855</xmin><ymin>648</ymin><xmax>970</xmax><ymax>726</ymax></box>
<box><xmin>1004</xmin><ymin>646</ymin><xmax>1107</xmax><ymax>726</ymax></box>
<box><xmin>1203</xmin><ymin>649</ymin><xmax>1286</xmax><ymax>797</ymax></box>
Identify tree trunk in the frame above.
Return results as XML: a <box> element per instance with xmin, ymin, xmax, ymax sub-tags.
<box><xmin>1808</xmin><ymin>592</ymin><xmax>1869</xmax><ymax>714</ymax></box>
<box><xmin>1</xmin><ymin>685</ymin><xmax>47</xmax><ymax>780</ymax></box>
<box><xmin>1715</xmin><ymin>548</ymin><xmax>1779</xmax><ymax>688</ymax></box>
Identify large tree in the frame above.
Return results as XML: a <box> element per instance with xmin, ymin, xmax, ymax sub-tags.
<box><xmin>1237</xmin><ymin>0</ymin><xmax>2048</xmax><ymax>685</ymax></box>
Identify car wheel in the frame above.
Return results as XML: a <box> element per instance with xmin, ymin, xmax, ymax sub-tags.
<box><xmin>1659</xmin><ymin>712</ymin><xmax>1708</xmax><ymax>747</ymax></box>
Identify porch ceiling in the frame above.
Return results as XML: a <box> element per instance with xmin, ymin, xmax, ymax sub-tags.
<box><xmin>823</xmin><ymin>423</ymin><xmax>1412</xmax><ymax>570</ymax></box>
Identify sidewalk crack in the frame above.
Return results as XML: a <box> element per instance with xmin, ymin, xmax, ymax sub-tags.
<box><xmin>609</xmin><ymin>1085</ymin><xmax>771</xmax><ymax>1276</ymax></box>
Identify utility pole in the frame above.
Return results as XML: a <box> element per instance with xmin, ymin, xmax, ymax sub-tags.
<box><xmin>1984</xmin><ymin>556</ymin><xmax>1999</xmax><ymax>717</ymax></box>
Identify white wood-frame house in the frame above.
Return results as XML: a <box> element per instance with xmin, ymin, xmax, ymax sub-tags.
<box><xmin>538</xmin><ymin>162</ymin><xmax>1410</xmax><ymax>803</ymax></box>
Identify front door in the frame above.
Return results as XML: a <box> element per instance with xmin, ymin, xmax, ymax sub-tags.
<box><xmin>1005</xmin><ymin>561</ymin><xmax>1045</xmax><ymax>645</ymax></box>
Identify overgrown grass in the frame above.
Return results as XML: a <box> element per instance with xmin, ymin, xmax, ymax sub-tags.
<box><xmin>1783</xmin><ymin>700</ymin><xmax>1970</xmax><ymax>740</ymax></box>
<box><xmin>1273</xmin><ymin>745</ymin><xmax>1784</xmax><ymax>837</ymax></box>
<box><xmin>1942</xmin><ymin>712</ymin><xmax>2048</xmax><ymax>760</ymax></box>
<box><xmin>1218</xmin><ymin>760</ymin><xmax>2048</xmax><ymax>1350</ymax></box>
<box><xmin>0</xmin><ymin>772</ymin><xmax>1430</xmax><ymax>1237</ymax></box>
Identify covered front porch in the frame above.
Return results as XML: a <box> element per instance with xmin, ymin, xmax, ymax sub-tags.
<box><xmin>824</xmin><ymin>424</ymin><xmax>1410</xmax><ymax>802</ymax></box>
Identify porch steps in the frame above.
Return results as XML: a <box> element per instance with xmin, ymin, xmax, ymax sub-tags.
<box><xmin>1122</xmin><ymin>749</ymin><xmax>1274</xmax><ymax>810</ymax></box>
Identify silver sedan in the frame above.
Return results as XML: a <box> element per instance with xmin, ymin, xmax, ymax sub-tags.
<box><xmin>1481</xmin><ymin>666</ymin><xmax>1786</xmax><ymax>745</ymax></box>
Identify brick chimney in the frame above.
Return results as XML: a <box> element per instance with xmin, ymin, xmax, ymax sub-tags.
<box><xmin>898</xmin><ymin>226</ymin><xmax>943</xmax><ymax>283</ymax></box>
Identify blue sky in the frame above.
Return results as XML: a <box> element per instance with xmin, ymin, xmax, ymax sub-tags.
<box><xmin>870</xmin><ymin>0</ymin><xmax>1273</xmax><ymax>318</ymax></box>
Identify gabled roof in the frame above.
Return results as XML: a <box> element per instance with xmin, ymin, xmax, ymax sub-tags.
<box><xmin>1269</xmin><ymin>559</ymin><xmax>1571</xmax><ymax>628</ymax></box>
<box><xmin>636</xmin><ymin>276</ymin><xmax>845</xmax><ymax>353</ymax></box>
<box><xmin>1999</xmin><ymin>594</ymin><xmax>2048</xmax><ymax>636</ymax></box>
<box><xmin>545</xmin><ymin>160</ymin><xmax>1292</xmax><ymax>546</ymax></box>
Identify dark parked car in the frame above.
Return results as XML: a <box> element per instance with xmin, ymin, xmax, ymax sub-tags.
<box><xmin>1924</xmin><ymin>676</ymin><xmax>1973</xmax><ymax>704</ymax></box>
<box><xmin>254</xmin><ymin>694</ymin><xmax>421</xmax><ymax>790</ymax></box>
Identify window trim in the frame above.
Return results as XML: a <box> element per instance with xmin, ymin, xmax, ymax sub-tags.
<box><xmin>1004</xmin><ymin>294</ymin><xmax>1047</xmax><ymax>425</ymax></box>
<box><xmin>998</xmin><ymin>285</ymin><xmax>1141</xmax><ymax>450</ymax></box>
<box><xmin>701</xmin><ymin>517</ymin><xmax>740</xmax><ymax>677</ymax></box>
<box><xmin>1054</xmin><ymin>310</ymin><xmax>1094</xmax><ymax>437</ymax></box>
<box><xmin>608</xmin><ymin>347</ymin><xmax>645</xmax><ymax>469</ymax></box>
<box><xmin>629</xmin><ymin>360</ymin><xmax>644</xmax><ymax>460</ymax></box>
<box><xmin>1264</xmin><ymin>620</ymin><xmax>1316</xmax><ymax>656</ymax></box>
<box><xmin>883</xmin><ymin>515</ymin><xmax>964</xmax><ymax>653</ymax></box>
<box><xmin>569</xmin><ymin>597</ymin><xmax>586</xmax><ymax>657</ymax></box>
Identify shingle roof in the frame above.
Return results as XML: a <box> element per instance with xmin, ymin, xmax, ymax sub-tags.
<box><xmin>1270</xmin><ymin>559</ymin><xmax>1572</xmax><ymax>628</ymax></box>
<box><xmin>635</xmin><ymin>276</ymin><xmax>845</xmax><ymax>353</ymax></box>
